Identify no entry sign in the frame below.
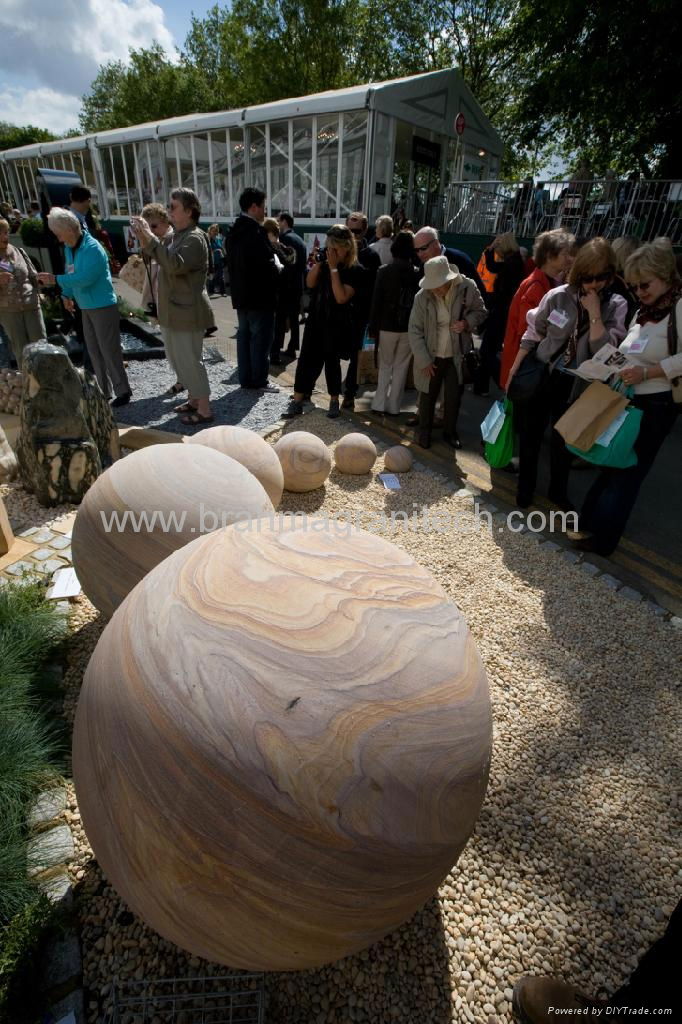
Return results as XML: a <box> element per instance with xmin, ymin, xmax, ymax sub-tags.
<box><xmin>455</xmin><ymin>112</ymin><xmax>466</xmax><ymax>136</ymax></box>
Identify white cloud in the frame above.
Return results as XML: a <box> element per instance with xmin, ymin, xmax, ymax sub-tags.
<box><xmin>1</xmin><ymin>86</ymin><xmax>82</xmax><ymax>135</ymax></box>
<box><xmin>0</xmin><ymin>0</ymin><xmax>176</xmax><ymax>121</ymax></box>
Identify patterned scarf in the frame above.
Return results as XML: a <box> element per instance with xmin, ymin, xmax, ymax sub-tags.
<box><xmin>636</xmin><ymin>287</ymin><xmax>681</xmax><ymax>326</ymax></box>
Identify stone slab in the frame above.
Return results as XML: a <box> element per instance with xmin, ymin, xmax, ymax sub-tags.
<box><xmin>38</xmin><ymin>870</ymin><xmax>73</xmax><ymax>907</ymax></box>
<box><xmin>28</xmin><ymin>787</ymin><xmax>67</xmax><ymax>828</ymax></box>
<box><xmin>51</xmin><ymin>514</ymin><xmax>76</xmax><ymax>535</ymax></box>
<box><xmin>27</xmin><ymin>825</ymin><xmax>74</xmax><ymax>876</ymax></box>
<box><xmin>671</xmin><ymin>616</ymin><xmax>682</xmax><ymax>630</ymax></box>
<box><xmin>31</xmin><ymin>547</ymin><xmax>56</xmax><ymax>561</ymax></box>
<box><xmin>601</xmin><ymin>574</ymin><xmax>622</xmax><ymax>590</ymax></box>
<box><xmin>560</xmin><ymin>549</ymin><xmax>581</xmax><ymax>564</ymax></box>
<box><xmin>32</xmin><ymin>528</ymin><xmax>57</xmax><ymax>544</ymax></box>
<box><xmin>581</xmin><ymin>562</ymin><xmax>601</xmax><ymax>577</ymax></box>
<box><xmin>619</xmin><ymin>586</ymin><xmax>643</xmax><ymax>603</ymax></box>
<box><xmin>49</xmin><ymin>535</ymin><xmax>73</xmax><ymax>551</ymax></box>
<box><xmin>541</xmin><ymin>540</ymin><xmax>560</xmax><ymax>552</ymax></box>
<box><xmin>4</xmin><ymin>559</ymin><xmax>37</xmax><ymax>577</ymax></box>
<box><xmin>34</xmin><ymin>559</ymin><xmax>67</xmax><ymax>575</ymax></box>
<box><xmin>117</xmin><ymin>424</ymin><xmax>185</xmax><ymax>449</ymax></box>
<box><xmin>43</xmin><ymin>932</ymin><xmax>82</xmax><ymax>991</ymax></box>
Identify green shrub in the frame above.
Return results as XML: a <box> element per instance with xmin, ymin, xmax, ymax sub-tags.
<box><xmin>117</xmin><ymin>294</ymin><xmax>149</xmax><ymax>322</ymax></box>
<box><xmin>18</xmin><ymin>219</ymin><xmax>46</xmax><ymax>248</ymax></box>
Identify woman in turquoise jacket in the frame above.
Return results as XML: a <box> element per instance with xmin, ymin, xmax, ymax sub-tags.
<box><xmin>38</xmin><ymin>208</ymin><xmax>130</xmax><ymax>406</ymax></box>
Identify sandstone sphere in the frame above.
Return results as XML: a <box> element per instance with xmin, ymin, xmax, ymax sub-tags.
<box><xmin>73</xmin><ymin>520</ymin><xmax>491</xmax><ymax>971</ymax></box>
<box><xmin>334</xmin><ymin>432</ymin><xmax>377</xmax><ymax>475</ymax></box>
<box><xmin>274</xmin><ymin>430</ymin><xmax>331</xmax><ymax>492</ymax></box>
<box><xmin>384</xmin><ymin>445</ymin><xmax>413</xmax><ymax>473</ymax></box>
<box><xmin>185</xmin><ymin>425</ymin><xmax>284</xmax><ymax>507</ymax></box>
<box><xmin>71</xmin><ymin>444</ymin><xmax>273</xmax><ymax>618</ymax></box>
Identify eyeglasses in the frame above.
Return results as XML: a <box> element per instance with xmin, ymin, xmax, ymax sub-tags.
<box><xmin>581</xmin><ymin>271</ymin><xmax>610</xmax><ymax>284</ymax></box>
<box><xmin>414</xmin><ymin>240</ymin><xmax>437</xmax><ymax>253</ymax></box>
<box><xmin>631</xmin><ymin>281</ymin><xmax>652</xmax><ymax>293</ymax></box>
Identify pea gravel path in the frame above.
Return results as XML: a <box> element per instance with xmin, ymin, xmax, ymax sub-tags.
<box><xmin>114</xmin><ymin>353</ymin><xmax>292</xmax><ymax>435</ymax></box>
<box><xmin>54</xmin><ymin>411</ymin><xmax>680</xmax><ymax>1024</ymax></box>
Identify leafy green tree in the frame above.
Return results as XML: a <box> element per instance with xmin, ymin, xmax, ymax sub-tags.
<box><xmin>0</xmin><ymin>123</ymin><xmax>55</xmax><ymax>153</ymax></box>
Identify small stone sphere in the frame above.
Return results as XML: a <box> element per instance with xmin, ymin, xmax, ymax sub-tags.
<box><xmin>71</xmin><ymin>443</ymin><xmax>273</xmax><ymax>618</ymax></box>
<box><xmin>274</xmin><ymin>430</ymin><xmax>331</xmax><ymax>492</ymax></box>
<box><xmin>185</xmin><ymin>425</ymin><xmax>284</xmax><ymax>506</ymax></box>
<box><xmin>384</xmin><ymin>445</ymin><xmax>413</xmax><ymax>473</ymax></box>
<box><xmin>72</xmin><ymin>520</ymin><xmax>491</xmax><ymax>971</ymax></box>
<box><xmin>334</xmin><ymin>433</ymin><xmax>377</xmax><ymax>475</ymax></box>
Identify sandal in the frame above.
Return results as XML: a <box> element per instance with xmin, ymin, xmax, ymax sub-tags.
<box><xmin>181</xmin><ymin>412</ymin><xmax>214</xmax><ymax>426</ymax></box>
<box><xmin>165</xmin><ymin>382</ymin><xmax>185</xmax><ymax>396</ymax></box>
<box><xmin>174</xmin><ymin>402</ymin><xmax>196</xmax><ymax>414</ymax></box>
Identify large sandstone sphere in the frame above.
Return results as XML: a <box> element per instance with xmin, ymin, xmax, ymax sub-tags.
<box><xmin>71</xmin><ymin>444</ymin><xmax>273</xmax><ymax>617</ymax></box>
<box><xmin>274</xmin><ymin>430</ymin><xmax>331</xmax><ymax>492</ymax></box>
<box><xmin>185</xmin><ymin>425</ymin><xmax>284</xmax><ymax>507</ymax></box>
<box><xmin>73</xmin><ymin>520</ymin><xmax>491</xmax><ymax>971</ymax></box>
<box><xmin>384</xmin><ymin>445</ymin><xmax>413</xmax><ymax>473</ymax></box>
<box><xmin>334</xmin><ymin>433</ymin><xmax>377</xmax><ymax>475</ymax></box>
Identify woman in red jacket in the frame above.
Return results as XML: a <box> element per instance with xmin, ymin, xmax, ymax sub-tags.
<box><xmin>499</xmin><ymin>229</ymin><xmax>575</xmax><ymax>390</ymax></box>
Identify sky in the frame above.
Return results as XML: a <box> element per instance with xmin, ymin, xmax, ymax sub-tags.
<box><xmin>0</xmin><ymin>0</ymin><xmax>216</xmax><ymax>136</ymax></box>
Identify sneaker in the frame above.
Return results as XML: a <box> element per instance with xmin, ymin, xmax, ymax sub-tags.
<box><xmin>282</xmin><ymin>399</ymin><xmax>304</xmax><ymax>419</ymax></box>
<box><xmin>341</xmin><ymin>396</ymin><xmax>355</xmax><ymax>410</ymax></box>
<box><xmin>111</xmin><ymin>391</ymin><xmax>131</xmax><ymax>407</ymax></box>
<box><xmin>512</xmin><ymin>976</ymin><xmax>613</xmax><ymax>1024</ymax></box>
<box><xmin>259</xmin><ymin>383</ymin><xmax>280</xmax><ymax>394</ymax></box>
<box><xmin>327</xmin><ymin>398</ymin><xmax>340</xmax><ymax>419</ymax></box>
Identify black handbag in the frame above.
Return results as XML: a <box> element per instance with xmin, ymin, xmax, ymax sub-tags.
<box><xmin>463</xmin><ymin>348</ymin><xmax>481</xmax><ymax>384</ymax></box>
<box><xmin>507</xmin><ymin>351</ymin><xmax>549</xmax><ymax>402</ymax></box>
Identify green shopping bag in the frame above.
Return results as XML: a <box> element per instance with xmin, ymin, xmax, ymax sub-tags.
<box><xmin>567</xmin><ymin>405</ymin><xmax>642</xmax><ymax>468</ymax></box>
<box><xmin>484</xmin><ymin>398</ymin><xmax>514</xmax><ymax>468</ymax></box>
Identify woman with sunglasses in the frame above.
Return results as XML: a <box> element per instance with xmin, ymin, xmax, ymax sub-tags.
<box><xmin>570</xmin><ymin>239</ymin><xmax>681</xmax><ymax>555</ymax></box>
<box><xmin>506</xmin><ymin>237</ymin><xmax>628</xmax><ymax>510</ymax></box>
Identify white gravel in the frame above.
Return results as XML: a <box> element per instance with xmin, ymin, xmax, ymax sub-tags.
<box><xmin>52</xmin><ymin>409</ymin><xmax>681</xmax><ymax>1024</ymax></box>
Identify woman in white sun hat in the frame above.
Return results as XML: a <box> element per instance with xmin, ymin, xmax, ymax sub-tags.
<box><xmin>408</xmin><ymin>254</ymin><xmax>487</xmax><ymax>449</ymax></box>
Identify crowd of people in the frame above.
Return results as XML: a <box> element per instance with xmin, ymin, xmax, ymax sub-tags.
<box><xmin>0</xmin><ymin>181</ymin><xmax>680</xmax><ymax>560</ymax></box>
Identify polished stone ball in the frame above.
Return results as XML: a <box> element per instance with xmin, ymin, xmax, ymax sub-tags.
<box><xmin>334</xmin><ymin>433</ymin><xmax>377</xmax><ymax>475</ymax></box>
<box><xmin>384</xmin><ymin>445</ymin><xmax>413</xmax><ymax>473</ymax></box>
<box><xmin>185</xmin><ymin>425</ymin><xmax>284</xmax><ymax>507</ymax></box>
<box><xmin>71</xmin><ymin>443</ymin><xmax>273</xmax><ymax>617</ymax></box>
<box><xmin>273</xmin><ymin>430</ymin><xmax>331</xmax><ymax>492</ymax></box>
<box><xmin>73</xmin><ymin>520</ymin><xmax>491</xmax><ymax>971</ymax></box>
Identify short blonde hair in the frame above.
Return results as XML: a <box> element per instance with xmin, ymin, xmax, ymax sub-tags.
<box><xmin>567</xmin><ymin>237</ymin><xmax>615</xmax><ymax>287</ymax></box>
<box><xmin>141</xmin><ymin>202</ymin><xmax>169</xmax><ymax>224</ymax></box>
<box><xmin>495</xmin><ymin>231</ymin><xmax>519</xmax><ymax>256</ymax></box>
<box><xmin>375</xmin><ymin>215</ymin><xmax>393</xmax><ymax>239</ymax></box>
<box><xmin>263</xmin><ymin>217</ymin><xmax>280</xmax><ymax>236</ymax></box>
<box><xmin>0</xmin><ymin>218</ymin><xmax>9</xmax><ymax>233</ymax></box>
<box><xmin>625</xmin><ymin>239</ymin><xmax>680</xmax><ymax>288</ymax></box>
<box><xmin>326</xmin><ymin>224</ymin><xmax>358</xmax><ymax>266</ymax></box>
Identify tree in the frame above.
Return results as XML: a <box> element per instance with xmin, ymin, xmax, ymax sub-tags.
<box><xmin>0</xmin><ymin>123</ymin><xmax>55</xmax><ymax>153</ymax></box>
<box><xmin>79</xmin><ymin>44</ymin><xmax>211</xmax><ymax>133</ymax></box>
<box><xmin>512</xmin><ymin>0</ymin><xmax>682</xmax><ymax>176</ymax></box>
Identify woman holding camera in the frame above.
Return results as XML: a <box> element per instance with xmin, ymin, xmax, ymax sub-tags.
<box><xmin>139</xmin><ymin>203</ymin><xmax>185</xmax><ymax>397</ymax></box>
<box><xmin>0</xmin><ymin>216</ymin><xmax>47</xmax><ymax>367</ymax></box>
<box><xmin>131</xmin><ymin>188</ymin><xmax>215</xmax><ymax>425</ymax></box>
<box><xmin>283</xmin><ymin>225</ymin><xmax>364</xmax><ymax>419</ymax></box>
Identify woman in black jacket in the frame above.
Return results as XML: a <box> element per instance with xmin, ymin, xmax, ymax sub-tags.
<box><xmin>368</xmin><ymin>231</ymin><xmax>420</xmax><ymax>415</ymax></box>
<box><xmin>473</xmin><ymin>232</ymin><xmax>525</xmax><ymax>395</ymax></box>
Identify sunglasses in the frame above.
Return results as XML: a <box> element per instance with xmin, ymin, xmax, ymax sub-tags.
<box><xmin>414</xmin><ymin>240</ymin><xmax>436</xmax><ymax>253</ymax></box>
<box><xmin>581</xmin><ymin>271</ymin><xmax>610</xmax><ymax>284</ymax></box>
<box><xmin>631</xmin><ymin>281</ymin><xmax>652</xmax><ymax>293</ymax></box>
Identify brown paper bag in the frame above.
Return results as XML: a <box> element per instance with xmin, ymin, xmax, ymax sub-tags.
<box><xmin>554</xmin><ymin>381</ymin><xmax>629</xmax><ymax>451</ymax></box>
<box><xmin>118</xmin><ymin>254</ymin><xmax>147</xmax><ymax>296</ymax></box>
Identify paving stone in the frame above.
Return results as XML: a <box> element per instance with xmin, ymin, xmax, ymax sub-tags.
<box><xmin>43</xmin><ymin>932</ymin><xmax>82</xmax><ymax>991</ymax></box>
<box><xmin>18</xmin><ymin>526</ymin><xmax>38</xmax><ymax>537</ymax></box>
<box><xmin>581</xmin><ymin>561</ymin><xmax>601</xmax><ymax>577</ymax></box>
<box><xmin>38</xmin><ymin>870</ymin><xmax>73</xmax><ymax>907</ymax></box>
<box><xmin>644</xmin><ymin>602</ymin><xmax>668</xmax><ymax>618</ymax></box>
<box><xmin>455</xmin><ymin>488</ymin><xmax>475</xmax><ymax>499</ymax></box>
<box><xmin>28</xmin><ymin>787</ymin><xmax>67</xmax><ymax>829</ymax></box>
<box><xmin>671</xmin><ymin>616</ymin><xmax>682</xmax><ymax>630</ymax></box>
<box><xmin>48</xmin><ymin>535</ymin><xmax>73</xmax><ymax>551</ymax></box>
<box><xmin>5</xmin><ymin>560</ymin><xmax>36</xmax><ymax>576</ymax></box>
<box><xmin>34</xmin><ymin>558</ymin><xmax>67</xmax><ymax>575</ymax></box>
<box><xmin>619</xmin><ymin>586</ymin><xmax>643</xmax><ymax>603</ymax></box>
<box><xmin>560</xmin><ymin>549</ymin><xmax>582</xmax><ymax>564</ymax></box>
<box><xmin>27</xmin><ymin>825</ymin><xmax>74</xmax><ymax>876</ymax></box>
<box><xmin>600</xmin><ymin>573</ymin><xmax>622</xmax><ymax>590</ymax></box>
<box><xmin>31</xmin><ymin>547</ymin><xmax>56</xmax><ymax>561</ymax></box>
<box><xmin>541</xmin><ymin>540</ymin><xmax>560</xmax><ymax>552</ymax></box>
<box><xmin>31</xmin><ymin>528</ymin><xmax>57</xmax><ymax>544</ymax></box>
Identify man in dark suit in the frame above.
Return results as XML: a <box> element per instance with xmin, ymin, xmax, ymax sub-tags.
<box><xmin>275</xmin><ymin>212</ymin><xmax>307</xmax><ymax>360</ymax></box>
<box><xmin>227</xmin><ymin>187</ymin><xmax>280</xmax><ymax>392</ymax></box>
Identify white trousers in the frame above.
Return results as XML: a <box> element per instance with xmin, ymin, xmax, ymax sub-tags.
<box><xmin>371</xmin><ymin>330</ymin><xmax>412</xmax><ymax>415</ymax></box>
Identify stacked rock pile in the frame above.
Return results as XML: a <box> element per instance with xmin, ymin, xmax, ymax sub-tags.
<box><xmin>0</xmin><ymin>369</ymin><xmax>21</xmax><ymax>415</ymax></box>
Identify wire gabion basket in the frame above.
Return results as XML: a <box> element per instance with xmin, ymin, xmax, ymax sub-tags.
<box><xmin>107</xmin><ymin>973</ymin><xmax>265</xmax><ymax>1024</ymax></box>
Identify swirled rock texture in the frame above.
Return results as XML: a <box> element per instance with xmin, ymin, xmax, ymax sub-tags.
<box><xmin>274</xmin><ymin>430</ymin><xmax>331</xmax><ymax>492</ymax></box>
<box><xmin>185</xmin><ymin>424</ymin><xmax>284</xmax><ymax>506</ymax></box>
<box><xmin>384</xmin><ymin>445</ymin><xmax>413</xmax><ymax>473</ymax></box>
<box><xmin>334</xmin><ymin>433</ymin><xmax>377</xmax><ymax>475</ymax></box>
<box><xmin>71</xmin><ymin>443</ymin><xmax>273</xmax><ymax>618</ymax></box>
<box><xmin>72</xmin><ymin>519</ymin><xmax>491</xmax><ymax>971</ymax></box>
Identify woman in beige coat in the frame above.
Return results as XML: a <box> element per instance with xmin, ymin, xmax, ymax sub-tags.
<box><xmin>408</xmin><ymin>255</ymin><xmax>487</xmax><ymax>448</ymax></box>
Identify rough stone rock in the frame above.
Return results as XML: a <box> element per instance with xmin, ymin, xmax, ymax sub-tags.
<box><xmin>0</xmin><ymin>423</ymin><xmax>18</xmax><ymax>482</ymax></box>
<box><xmin>27</xmin><ymin>824</ymin><xmax>75</xmax><ymax>876</ymax></box>
<box><xmin>28</xmin><ymin>786</ymin><xmax>67</xmax><ymax>828</ymax></box>
<box><xmin>16</xmin><ymin>342</ymin><xmax>120</xmax><ymax>507</ymax></box>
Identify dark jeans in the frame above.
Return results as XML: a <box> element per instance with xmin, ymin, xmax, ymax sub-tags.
<box><xmin>418</xmin><ymin>357</ymin><xmax>464</xmax><ymax>440</ymax></box>
<box><xmin>343</xmin><ymin>327</ymin><xmax>366</xmax><ymax>399</ymax></box>
<box><xmin>208</xmin><ymin>256</ymin><xmax>225</xmax><ymax>296</ymax></box>
<box><xmin>516</xmin><ymin>369</ymin><xmax>575</xmax><ymax>504</ymax></box>
<box><xmin>294</xmin><ymin>323</ymin><xmax>342</xmax><ymax>398</ymax></box>
<box><xmin>609</xmin><ymin>899</ymin><xmax>681</xmax><ymax>1013</ymax></box>
<box><xmin>274</xmin><ymin>292</ymin><xmax>301</xmax><ymax>355</ymax></box>
<box><xmin>580</xmin><ymin>391</ymin><xmax>678</xmax><ymax>556</ymax></box>
<box><xmin>236</xmin><ymin>309</ymin><xmax>274</xmax><ymax>389</ymax></box>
